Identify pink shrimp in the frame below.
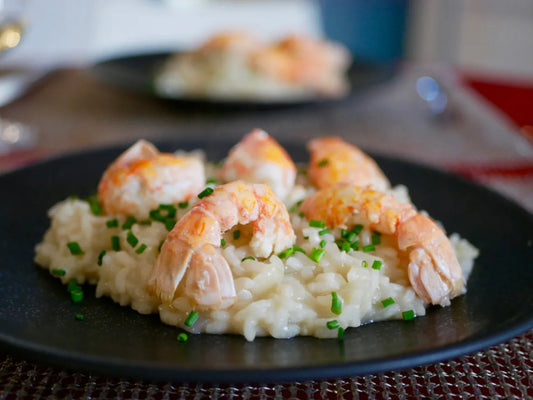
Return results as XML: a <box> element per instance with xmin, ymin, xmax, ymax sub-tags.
<box><xmin>219</xmin><ymin>129</ymin><xmax>296</xmax><ymax>200</ymax></box>
<box><xmin>300</xmin><ymin>184</ymin><xmax>463</xmax><ymax>306</ymax></box>
<box><xmin>148</xmin><ymin>181</ymin><xmax>295</xmax><ymax>309</ymax></box>
<box><xmin>97</xmin><ymin>140</ymin><xmax>205</xmax><ymax>219</ymax></box>
<box><xmin>307</xmin><ymin>136</ymin><xmax>390</xmax><ymax>191</ymax></box>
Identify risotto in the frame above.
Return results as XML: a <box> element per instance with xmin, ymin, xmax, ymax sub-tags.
<box><xmin>34</xmin><ymin>135</ymin><xmax>479</xmax><ymax>342</ymax></box>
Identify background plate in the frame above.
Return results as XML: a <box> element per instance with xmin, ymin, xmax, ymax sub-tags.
<box><xmin>88</xmin><ymin>52</ymin><xmax>395</xmax><ymax>108</ymax></box>
<box><xmin>0</xmin><ymin>139</ymin><xmax>532</xmax><ymax>383</ymax></box>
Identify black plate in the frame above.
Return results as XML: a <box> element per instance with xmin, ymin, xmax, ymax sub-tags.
<box><xmin>88</xmin><ymin>52</ymin><xmax>395</xmax><ymax>108</ymax></box>
<box><xmin>1</xmin><ymin>139</ymin><xmax>532</xmax><ymax>383</ymax></box>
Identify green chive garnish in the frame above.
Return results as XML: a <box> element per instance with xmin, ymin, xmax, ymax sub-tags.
<box><xmin>159</xmin><ymin>204</ymin><xmax>177</xmax><ymax>218</ymax></box>
<box><xmin>233</xmin><ymin>230</ymin><xmax>240</xmax><ymax>240</ymax></box>
<box><xmin>350</xmin><ymin>241</ymin><xmax>359</xmax><ymax>250</ymax></box>
<box><xmin>278</xmin><ymin>248</ymin><xmax>294</xmax><ymax>259</ymax></box>
<box><xmin>351</xmin><ymin>224</ymin><xmax>363</xmax><ymax>235</ymax></box>
<box><xmin>242</xmin><ymin>256</ymin><xmax>255</xmax><ymax>262</ymax></box>
<box><xmin>341</xmin><ymin>229</ymin><xmax>349</xmax><ymax>239</ymax></box>
<box><xmin>326</xmin><ymin>320</ymin><xmax>339</xmax><ymax>329</ymax></box>
<box><xmin>361</xmin><ymin>260</ymin><xmax>368</xmax><ymax>268</ymax></box>
<box><xmin>97</xmin><ymin>250</ymin><xmax>106</xmax><ymax>266</ymax></box>
<box><xmin>206</xmin><ymin>178</ymin><xmax>217</xmax><ymax>185</ymax></box>
<box><xmin>67</xmin><ymin>279</ymin><xmax>80</xmax><ymax>293</ymax></box>
<box><xmin>331</xmin><ymin>292</ymin><xmax>342</xmax><ymax>315</ymax></box>
<box><xmin>51</xmin><ymin>269</ymin><xmax>66</xmax><ymax>276</ymax></box>
<box><xmin>362</xmin><ymin>244</ymin><xmax>375</xmax><ymax>252</ymax></box>
<box><xmin>345</xmin><ymin>232</ymin><xmax>356</xmax><ymax>243</ymax></box>
<box><xmin>178</xmin><ymin>201</ymin><xmax>189</xmax><ymax>209</ymax></box>
<box><xmin>86</xmin><ymin>194</ymin><xmax>102</xmax><ymax>215</ymax></box>
<box><xmin>139</xmin><ymin>219</ymin><xmax>152</xmax><ymax>226</ymax></box>
<box><xmin>135</xmin><ymin>244</ymin><xmax>147</xmax><ymax>254</ymax></box>
<box><xmin>177</xmin><ymin>333</ymin><xmax>188</xmax><ymax>342</ymax></box>
<box><xmin>127</xmin><ymin>231</ymin><xmax>138</xmax><ymax>248</ymax></box>
<box><xmin>319</xmin><ymin>239</ymin><xmax>326</xmax><ymax>248</ymax></box>
<box><xmin>337</xmin><ymin>327</ymin><xmax>345</xmax><ymax>340</ymax></box>
<box><xmin>292</xmin><ymin>245</ymin><xmax>305</xmax><ymax>254</ymax></box>
<box><xmin>220</xmin><ymin>238</ymin><xmax>226</xmax><ymax>247</ymax></box>
<box><xmin>341</xmin><ymin>241</ymin><xmax>351</xmax><ymax>253</ymax></box>
<box><xmin>371</xmin><ymin>231</ymin><xmax>382</xmax><ymax>245</ymax></box>
<box><xmin>164</xmin><ymin>219</ymin><xmax>177</xmax><ymax>231</ymax></box>
<box><xmin>371</xmin><ymin>260</ymin><xmax>382</xmax><ymax>270</ymax></box>
<box><xmin>317</xmin><ymin>159</ymin><xmax>329</xmax><ymax>167</ymax></box>
<box><xmin>67</xmin><ymin>242</ymin><xmax>84</xmax><ymax>255</ymax></box>
<box><xmin>111</xmin><ymin>236</ymin><xmax>120</xmax><ymax>251</ymax></box>
<box><xmin>299</xmin><ymin>212</ymin><xmax>305</xmax><ymax>218</ymax></box>
<box><xmin>106</xmin><ymin>218</ymin><xmax>119</xmax><ymax>228</ymax></box>
<box><xmin>75</xmin><ymin>314</ymin><xmax>84</xmax><ymax>321</ymax></box>
<box><xmin>122</xmin><ymin>216</ymin><xmax>137</xmax><ymax>230</ymax></box>
<box><xmin>289</xmin><ymin>200</ymin><xmax>304</xmax><ymax>213</ymax></box>
<box><xmin>185</xmin><ymin>311</ymin><xmax>199</xmax><ymax>327</ymax></box>
<box><xmin>198</xmin><ymin>187</ymin><xmax>214</xmax><ymax>199</ymax></box>
<box><xmin>318</xmin><ymin>228</ymin><xmax>331</xmax><ymax>236</ymax></box>
<box><xmin>381</xmin><ymin>297</ymin><xmax>395</xmax><ymax>308</ymax></box>
<box><xmin>71</xmin><ymin>289</ymin><xmax>83</xmax><ymax>303</ymax></box>
<box><xmin>309</xmin><ymin>248</ymin><xmax>326</xmax><ymax>263</ymax></box>
<box><xmin>402</xmin><ymin>310</ymin><xmax>415</xmax><ymax>320</ymax></box>
<box><xmin>309</xmin><ymin>220</ymin><xmax>326</xmax><ymax>229</ymax></box>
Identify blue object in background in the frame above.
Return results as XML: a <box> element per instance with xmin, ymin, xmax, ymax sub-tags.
<box><xmin>320</xmin><ymin>0</ymin><xmax>409</xmax><ymax>62</ymax></box>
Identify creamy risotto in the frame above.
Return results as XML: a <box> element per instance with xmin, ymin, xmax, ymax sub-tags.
<box><xmin>34</xmin><ymin>136</ymin><xmax>479</xmax><ymax>342</ymax></box>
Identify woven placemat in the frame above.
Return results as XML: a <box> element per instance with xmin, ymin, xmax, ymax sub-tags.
<box><xmin>1</xmin><ymin>330</ymin><xmax>531</xmax><ymax>399</ymax></box>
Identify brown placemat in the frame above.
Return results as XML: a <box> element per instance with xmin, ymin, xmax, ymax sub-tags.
<box><xmin>1</xmin><ymin>330</ymin><xmax>531</xmax><ymax>399</ymax></box>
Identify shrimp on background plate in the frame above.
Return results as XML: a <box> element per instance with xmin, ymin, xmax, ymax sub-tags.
<box><xmin>307</xmin><ymin>136</ymin><xmax>390</xmax><ymax>191</ymax></box>
<box><xmin>97</xmin><ymin>140</ymin><xmax>205</xmax><ymax>219</ymax></box>
<box><xmin>219</xmin><ymin>129</ymin><xmax>297</xmax><ymax>200</ymax></box>
<box><xmin>300</xmin><ymin>184</ymin><xmax>463</xmax><ymax>306</ymax></box>
<box><xmin>148</xmin><ymin>181</ymin><xmax>295</xmax><ymax>309</ymax></box>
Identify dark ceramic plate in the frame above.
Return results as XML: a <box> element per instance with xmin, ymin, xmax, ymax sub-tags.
<box><xmin>88</xmin><ymin>52</ymin><xmax>394</xmax><ymax>108</ymax></box>
<box><xmin>0</xmin><ymin>140</ymin><xmax>532</xmax><ymax>383</ymax></box>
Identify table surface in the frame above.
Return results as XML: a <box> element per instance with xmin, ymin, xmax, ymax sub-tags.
<box><xmin>0</xmin><ymin>65</ymin><xmax>532</xmax><ymax>399</ymax></box>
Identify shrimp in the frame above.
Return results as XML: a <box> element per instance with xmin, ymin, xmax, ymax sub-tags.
<box><xmin>250</xmin><ymin>35</ymin><xmax>351</xmax><ymax>96</ymax></box>
<box><xmin>148</xmin><ymin>181</ymin><xmax>295</xmax><ymax>308</ymax></box>
<box><xmin>300</xmin><ymin>184</ymin><xmax>463</xmax><ymax>306</ymax></box>
<box><xmin>219</xmin><ymin>129</ymin><xmax>296</xmax><ymax>200</ymax></box>
<box><xmin>97</xmin><ymin>140</ymin><xmax>205</xmax><ymax>219</ymax></box>
<box><xmin>307</xmin><ymin>136</ymin><xmax>390</xmax><ymax>191</ymax></box>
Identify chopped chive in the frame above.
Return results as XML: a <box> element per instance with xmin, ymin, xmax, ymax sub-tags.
<box><xmin>361</xmin><ymin>260</ymin><xmax>368</xmax><ymax>268</ymax></box>
<box><xmin>351</xmin><ymin>224</ymin><xmax>363</xmax><ymax>235</ymax></box>
<box><xmin>86</xmin><ymin>194</ymin><xmax>102</xmax><ymax>215</ymax></box>
<box><xmin>309</xmin><ymin>220</ymin><xmax>326</xmax><ymax>229</ymax></box>
<box><xmin>371</xmin><ymin>231</ymin><xmax>382</xmax><ymax>245</ymax></box>
<box><xmin>67</xmin><ymin>242</ymin><xmax>84</xmax><ymax>255</ymax></box>
<box><xmin>206</xmin><ymin>178</ymin><xmax>218</xmax><ymax>185</ymax></box>
<box><xmin>121</xmin><ymin>216</ymin><xmax>137</xmax><ymax>230</ymax></box>
<box><xmin>177</xmin><ymin>333</ymin><xmax>188</xmax><ymax>342</ymax></box>
<box><xmin>164</xmin><ymin>219</ymin><xmax>177</xmax><ymax>231</ymax></box>
<box><xmin>381</xmin><ymin>297</ymin><xmax>395</xmax><ymax>308</ymax></box>
<box><xmin>309</xmin><ymin>248</ymin><xmax>326</xmax><ymax>263</ymax></box>
<box><xmin>51</xmin><ymin>269</ymin><xmax>66</xmax><ymax>276</ymax></box>
<box><xmin>278</xmin><ymin>248</ymin><xmax>294</xmax><ymax>259</ymax></box>
<box><xmin>158</xmin><ymin>240</ymin><xmax>164</xmax><ymax>253</ymax></box>
<box><xmin>340</xmin><ymin>229</ymin><xmax>349</xmax><ymax>239</ymax></box>
<box><xmin>371</xmin><ymin>260</ymin><xmax>382</xmax><ymax>270</ymax></box>
<box><xmin>184</xmin><ymin>311</ymin><xmax>199</xmax><ymax>327</ymax></box>
<box><xmin>292</xmin><ymin>245</ymin><xmax>305</xmax><ymax>254</ymax></box>
<box><xmin>317</xmin><ymin>159</ymin><xmax>329</xmax><ymax>167</ymax></box>
<box><xmin>139</xmin><ymin>219</ymin><xmax>152</xmax><ymax>226</ymax></box>
<box><xmin>135</xmin><ymin>244</ymin><xmax>147</xmax><ymax>254</ymax></box>
<box><xmin>159</xmin><ymin>204</ymin><xmax>177</xmax><ymax>219</ymax></box>
<box><xmin>362</xmin><ymin>244</ymin><xmax>375</xmax><ymax>252</ymax></box>
<box><xmin>331</xmin><ymin>292</ymin><xmax>342</xmax><ymax>315</ymax></box>
<box><xmin>111</xmin><ymin>236</ymin><xmax>120</xmax><ymax>251</ymax></box>
<box><xmin>341</xmin><ymin>241</ymin><xmax>351</xmax><ymax>253</ymax></box>
<box><xmin>319</xmin><ymin>239</ymin><xmax>326</xmax><ymax>248</ymax></box>
<box><xmin>326</xmin><ymin>320</ymin><xmax>339</xmax><ymax>329</ymax></box>
<box><xmin>318</xmin><ymin>228</ymin><xmax>331</xmax><ymax>236</ymax></box>
<box><xmin>303</xmin><ymin>236</ymin><xmax>309</xmax><ymax>240</ymax></box>
<box><xmin>67</xmin><ymin>278</ymin><xmax>80</xmax><ymax>293</ymax></box>
<box><xmin>198</xmin><ymin>187</ymin><xmax>214</xmax><ymax>199</ymax></box>
<box><xmin>337</xmin><ymin>327</ymin><xmax>345</xmax><ymax>340</ymax></box>
<box><xmin>150</xmin><ymin>204</ymin><xmax>176</xmax><ymax>222</ymax></box>
<box><xmin>71</xmin><ymin>289</ymin><xmax>83</xmax><ymax>303</ymax></box>
<box><xmin>299</xmin><ymin>212</ymin><xmax>305</xmax><ymax>218</ymax></box>
<box><xmin>289</xmin><ymin>200</ymin><xmax>304</xmax><ymax>213</ymax></box>
<box><xmin>242</xmin><ymin>256</ymin><xmax>256</xmax><ymax>262</ymax></box>
<box><xmin>220</xmin><ymin>238</ymin><xmax>226</xmax><ymax>247</ymax></box>
<box><xmin>149</xmin><ymin>209</ymin><xmax>165</xmax><ymax>222</ymax></box>
<box><xmin>106</xmin><ymin>218</ymin><xmax>119</xmax><ymax>228</ymax></box>
<box><xmin>335</xmin><ymin>239</ymin><xmax>344</xmax><ymax>248</ymax></box>
<box><xmin>350</xmin><ymin>241</ymin><xmax>359</xmax><ymax>250</ymax></box>
<box><xmin>75</xmin><ymin>314</ymin><xmax>84</xmax><ymax>321</ymax></box>
<box><xmin>402</xmin><ymin>310</ymin><xmax>415</xmax><ymax>320</ymax></box>
<box><xmin>233</xmin><ymin>230</ymin><xmax>240</xmax><ymax>240</ymax></box>
<box><xmin>97</xmin><ymin>250</ymin><xmax>106</xmax><ymax>266</ymax></box>
<box><xmin>345</xmin><ymin>232</ymin><xmax>356</xmax><ymax>243</ymax></box>
<box><xmin>127</xmin><ymin>231</ymin><xmax>139</xmax><ymax>248</ymax></box>
<box><xmin>178</xmin><ymin>201</ymin><xmax>189</xmax><ymax>209</ymax></box>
